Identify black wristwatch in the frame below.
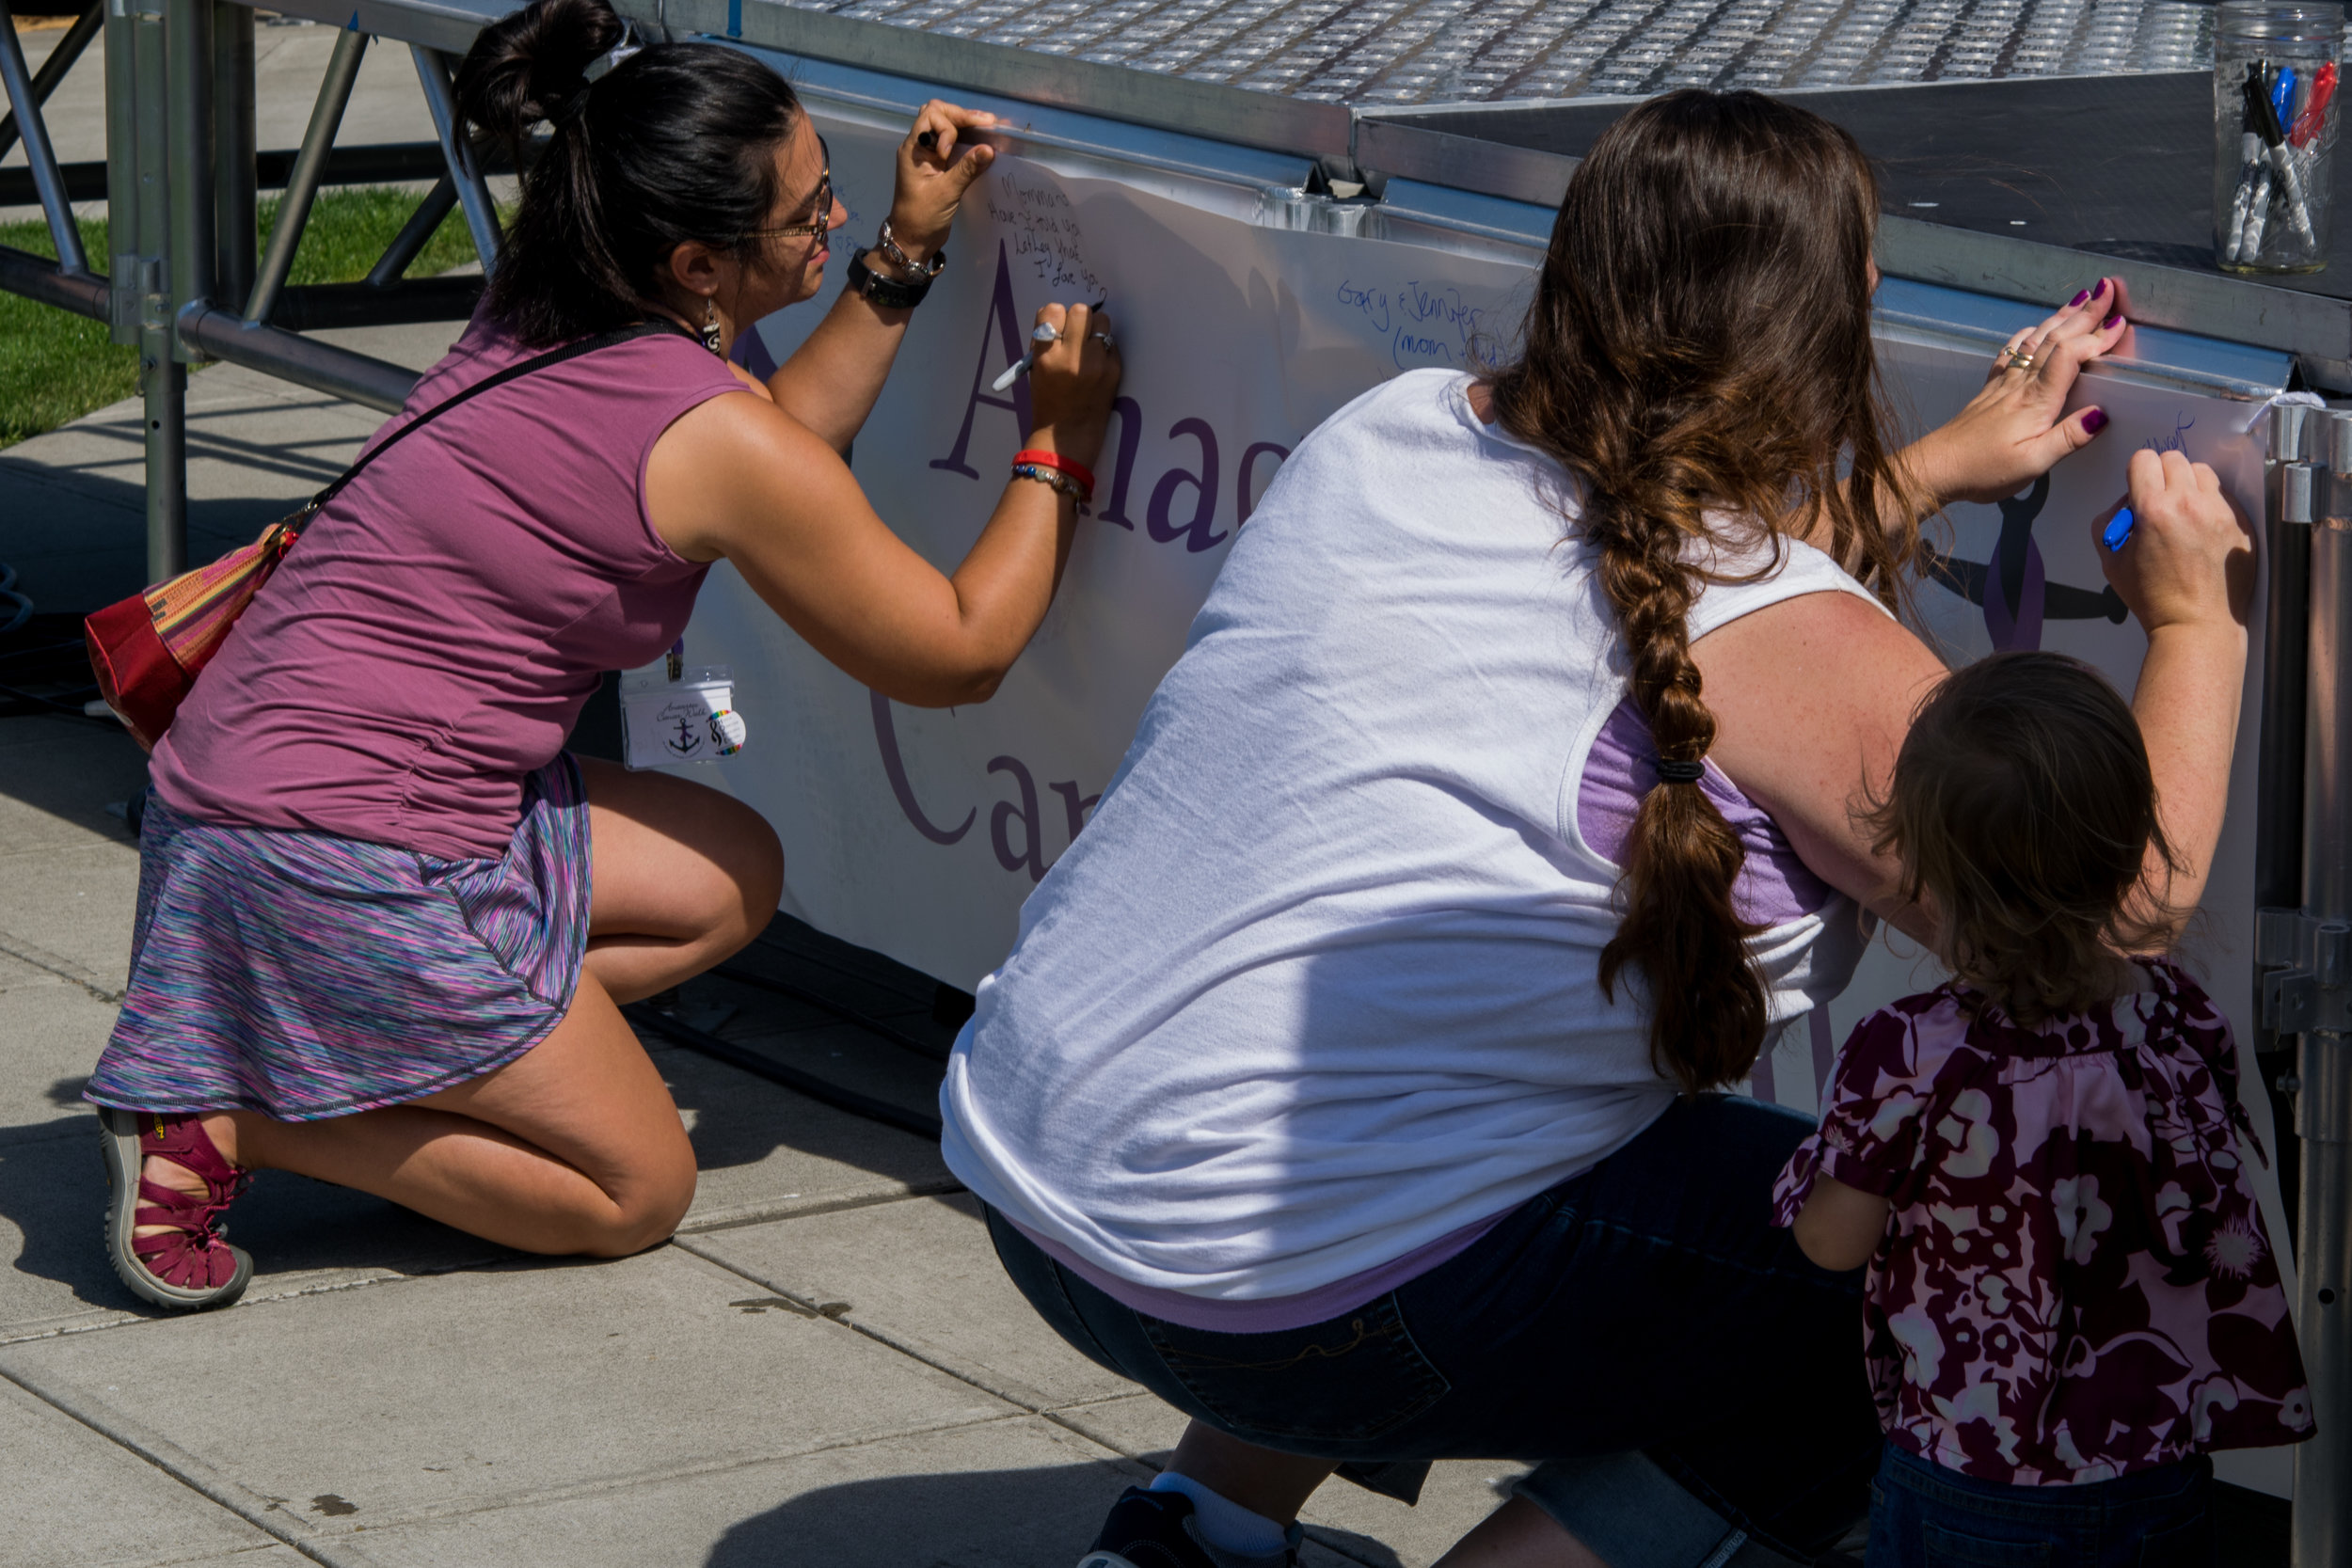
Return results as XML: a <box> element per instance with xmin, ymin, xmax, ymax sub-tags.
<box><xmin>847</xmin><ymin>246</ymin><xmax>939</xmax><ymax>309</ymax></box>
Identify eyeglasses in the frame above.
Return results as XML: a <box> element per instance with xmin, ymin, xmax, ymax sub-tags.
<box><xmin>744</xmin><ymin>136</ymin><xmax>834</xmax><ymax>243</ymax></box>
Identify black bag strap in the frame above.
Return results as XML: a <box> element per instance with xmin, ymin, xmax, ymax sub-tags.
<box><xmin>301</xmin><ymin>318</ymin><xmax>701</xmax><ymax>519</ymax></box>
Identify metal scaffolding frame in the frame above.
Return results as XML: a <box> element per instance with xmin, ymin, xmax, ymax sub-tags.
<box><xmin>0</xmin><ymin>0</ymin><xmax>505</xmax><ymax>582</ymax></box>
<box><xmin>0</xmin><ymin>0</ymin><xmax>2344</xmax><ymax>1556</ymax></box>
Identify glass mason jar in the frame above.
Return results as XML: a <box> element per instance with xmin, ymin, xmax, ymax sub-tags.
<box><xmin>2216</xmin><ymin>1</ymin><xmax>2344</xmax><ymax>274</ymax></box>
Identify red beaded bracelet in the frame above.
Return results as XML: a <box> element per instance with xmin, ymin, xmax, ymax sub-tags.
<box><xmin>1011</xmin><ymin>449</ymin><xmax>1097</xmax><ymax>499</ymax></box>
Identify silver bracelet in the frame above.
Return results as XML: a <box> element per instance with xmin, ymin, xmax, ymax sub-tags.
<box><xmin>877</xmin><ymin>218</ymin><xmax>946</xmax><ymax>279</ymax></box>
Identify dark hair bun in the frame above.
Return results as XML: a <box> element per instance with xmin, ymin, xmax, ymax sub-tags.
<box><xmin>449</xmin><ymin>0</ymin><xmax>801</xmax><ymax>345</ymax></box>
<box><xmin>453</xmin><ymin>0</ymin><xmax>629</xmax><ymax>153</ymax></box>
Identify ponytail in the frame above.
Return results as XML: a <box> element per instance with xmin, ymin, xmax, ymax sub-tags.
<box><xmin>453</xmin><ymin>0</ymin><xmax>800</xmax><ymax>344</ymax></box>
<box><xmin>1490</xmin><ymin>89</ymin><xmax>1919</xmax><ymax>1095</ymax></box>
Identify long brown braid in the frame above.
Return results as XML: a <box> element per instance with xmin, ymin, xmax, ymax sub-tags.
<box><xmin>1488</xmin><ymin>89</ymin><xmax>1923</xmax><ymax>1094</ymax></box>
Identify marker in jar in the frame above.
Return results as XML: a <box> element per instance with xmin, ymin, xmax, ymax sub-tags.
<box><xmin>2247</xmin><ymin>64</ymin><xmax>2319</xmax><ymax>251</ymax></box>
<box><xmin>2292</xmin><ymin>60</ymin><xmax>2339</xmax><ymax>148</ymax></box>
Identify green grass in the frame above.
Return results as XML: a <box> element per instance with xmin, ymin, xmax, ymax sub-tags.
<box><xmin>0</xmin><ymin>185</ymin><xmax>480</xmax><ymax>450</ymax></box>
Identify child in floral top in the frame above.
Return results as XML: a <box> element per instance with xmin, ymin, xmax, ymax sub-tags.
<box><xmin>1773</xmin><ymin>652</ymin><xmax>2311</xmax><ymax>1568</ymax></box>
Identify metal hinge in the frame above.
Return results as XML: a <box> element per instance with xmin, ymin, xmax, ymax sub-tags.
<box><xmin>2258</xmin><ymin>907</ymin><xmax>2352</xmax><ymax>1032</ymax></box>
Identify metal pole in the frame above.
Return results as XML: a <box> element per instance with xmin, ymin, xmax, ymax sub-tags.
<box><xmin>0</xmin><ymin>0</ymin><xmax>90</xmax><ymax>274</ymax></box>
<box><xmin>0</xmin><ymin>0</ymin><xmax>102</xmax><ymax>166</ymax></box>
<box><xmin>180</xmin><ymin>304</ymin><xmax>419</xmax><ymax>412</ymax></box>
<box><xmin>246</xmin><ymin>26</ymin><xmax>365</xmax><ymax>323</ymax></box>
<box><xmin>364</xmin><ymin>175</ymin><xmax>457</xmax><ymax>287</ymax></box>
<box><xmin>213</xmin><ymin>0</ymin><xmax>255</xmax><ymax>309</ymax></box>
<box><xmin>103</xmin><ymin>0</ymin><xmax>139</xmax><ymax>344</ymax></box>
<box><xmin>2265</xmin><ymin>406</ymin><xmax>2319</xmax><ymax>1231</ymax></box>
<box><xmin>411</xmin><ymin>45</ymin><xmax>501</xmax><ymax>275</ymax></box>
<box><xmin>134</xmin><ymin>1</ymin><xmax>183</xmax><ymax>582</ymax></box>
<box><xmin>0</xmin><ymin>243</ymin><xmax>105</xmax><ymax>315</ymax></box>
<box><xmin>165</xmin><ymin>0</ymin><xmax>214</xmax><ymax>347</ymax></box>
<box><xmin>2297</xmin><ymin>413</ymin><xmax>2352</xmax><ymax>1568</ymax></box>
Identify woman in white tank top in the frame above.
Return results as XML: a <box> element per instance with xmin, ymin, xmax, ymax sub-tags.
<box><xmin>940</xmin><ymin>91</ymin><xmax>2253</xmax><ymax>1568</ymax></box>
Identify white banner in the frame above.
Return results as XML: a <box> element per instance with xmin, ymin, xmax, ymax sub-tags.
<box><xmin>675</xmin><ymin>116</ymin><xmax>2294</xmax><ymax>1495</ymax></box>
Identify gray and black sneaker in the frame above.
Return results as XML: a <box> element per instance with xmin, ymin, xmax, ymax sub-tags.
<box><xmin>1077</xmin><ymin>1486</ymin><xmax>1300</xmax><ymax>1568</ymax></box>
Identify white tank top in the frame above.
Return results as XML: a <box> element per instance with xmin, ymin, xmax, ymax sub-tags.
<box><xmin>940</xmin><ymin>369</ymin><xmax>1885</xmax><ymax>1304</ymax></box>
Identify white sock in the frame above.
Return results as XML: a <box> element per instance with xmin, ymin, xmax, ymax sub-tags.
<box><xmin>1150</xmin><ymin>1470</ymin><xmax>1293</xmax><ymax>1561</ymax></box>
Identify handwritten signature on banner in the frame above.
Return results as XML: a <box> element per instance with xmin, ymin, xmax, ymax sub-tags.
<box><xmin>985</xmin><ymin>173</ymin><xmax>1104</xmax><ymax>294</ymax></box>
<box><xmin>1337</xmin><ymin>278</ymin><xmax>1495</xmax><ymax>371</ymax></box>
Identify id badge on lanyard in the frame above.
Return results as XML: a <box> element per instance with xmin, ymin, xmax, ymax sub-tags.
<box><xmin>620</xmin><ymin>639</ymin><xmax>749</xmax><ymax>770</ymax></box>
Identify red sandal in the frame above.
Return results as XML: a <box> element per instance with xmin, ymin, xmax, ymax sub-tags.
<box><xmin>98</xmin><ymin>1107</ymin><xmax>253</xmax><ymax>1310</ymax></box>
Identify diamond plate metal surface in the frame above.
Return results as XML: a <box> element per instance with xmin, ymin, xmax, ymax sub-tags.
<box><xmin>795</xmin><ymin>0</ymin><xmax>2213</xmax><ymax>103</ymax></box>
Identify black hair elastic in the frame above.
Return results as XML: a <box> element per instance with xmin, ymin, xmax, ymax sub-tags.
<box><xmin>1655</xmin><ymin>758</ymin><xmax>1707</xmax><ymax>784</ymax></box>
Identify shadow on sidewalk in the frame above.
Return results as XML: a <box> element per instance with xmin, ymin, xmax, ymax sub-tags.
<box><xmin>704</xmin><ymin>1458</ymin><xmax>1408</xmax><ymax>1568</ymax></box>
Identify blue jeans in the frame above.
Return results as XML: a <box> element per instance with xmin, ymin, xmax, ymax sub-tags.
<box><xmin>1867</xmin><ymin>1445</ymin><xmax>2213</xmax><ymax>1568</ymax></box>
<box><xmin>985</xmin><ymin>1093</ymin><xmax>1882</xmax><ymax>1567</ymax></box>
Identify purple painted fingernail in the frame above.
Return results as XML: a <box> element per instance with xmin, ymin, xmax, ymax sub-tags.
<box><xmin>2083</xmin><ymin>407</ymin><xmax>2109</xmax><ymax>434</ymax></box>
<box><xmin>2096</xmin><ymin>277</ymin><xmax>2113</xmax><ymax>297</ymax></box>
<box><xmin>2068</xmin><ymin>288</ymin><xmax>2091</xmax><ymax>307</ymax></box>
<box><xmin>2103</xmin><ymin>312</ymin><xmax>2124</xmax><ymax>329</ymax></box>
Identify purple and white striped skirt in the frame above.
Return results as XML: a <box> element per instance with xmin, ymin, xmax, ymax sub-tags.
<box><xmin>86</xmin><ymin>755</ymin><xmax>592</xmax><ymax>1121</ymax></box>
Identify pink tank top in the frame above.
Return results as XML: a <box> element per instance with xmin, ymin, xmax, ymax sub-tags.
<box><xmin>151</xmin><ymin>314</ymin><xmax>746</xmax><ymax>860</ymax></box>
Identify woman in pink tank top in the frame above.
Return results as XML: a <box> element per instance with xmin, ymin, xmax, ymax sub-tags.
<box><xmin>85</xmin><ymin>0</ymin><xmax>1120</xmax><ymax>1312</ymax></box>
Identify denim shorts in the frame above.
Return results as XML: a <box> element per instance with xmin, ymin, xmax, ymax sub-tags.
<box><xmin>1867</xmin><ymin>1443</ymin><xmax>2212</xmax><ymax>1568</ymax></box>
<box><xmin>986</xmin><ymin>1093</ymin><xmax>1883</xmax><ymax>1567</ymax></box>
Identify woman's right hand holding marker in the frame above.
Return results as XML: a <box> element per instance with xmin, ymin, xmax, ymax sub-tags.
<box><xmin>2096</xmin><ymin>446</ymin><xmax>2255</xmax><ymax>933</ymax></box>
<box><xmin>2101</xmin><ymin>447</ymin><xmax>2255</xmax><ymax>639</ymax></box>
<box><xmin>1018</xmin><ymin>300</ymin><xmax>1122</xmax><ymax>471</ymax></box>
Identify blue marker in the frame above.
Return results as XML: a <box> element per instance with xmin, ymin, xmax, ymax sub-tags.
<box><xmin>2103</xmin><ymin>507</ymin><xmax>2136</xmax><ymax>553</ymax></box>
<box><xmin>2274</xmin><ymin>65</ymin><xmax>2300</xmax><ymax>133</ymax></box>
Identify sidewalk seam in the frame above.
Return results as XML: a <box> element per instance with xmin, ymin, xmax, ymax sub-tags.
<box><xmin>0</xmin><ymin>924</ymin><xmax>120</xmax><ymax>1003</ymax></box>
<box><xmin>675</xmin><ymin>1177</ymin><xmax>966</xmax><ymax>1237</ymax></box>
<box><xmin>672</xmin><ymin>1231</ymin><xmax>1089</xmax><ymax>1421</ymax></box>
<box><xmin>0</xmin><ymin>1355</ymin><xmax>390</xmax><ymax>1568</ymax></box>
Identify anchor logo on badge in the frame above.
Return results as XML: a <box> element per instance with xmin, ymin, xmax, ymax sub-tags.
<box><xmin>667</xmin><ymin>715</ymin><xmax>703</xmax><ymax>757</ymax></box>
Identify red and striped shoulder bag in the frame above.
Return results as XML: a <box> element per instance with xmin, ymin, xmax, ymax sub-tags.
<box><xmin>84</xmin><ymin>321</ymin><xmax>684</xmax><ymax>751</ymax></box>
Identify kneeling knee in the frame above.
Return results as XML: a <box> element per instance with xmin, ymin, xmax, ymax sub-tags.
<box><xmin>584</xmin><ymin>1170</ymin><xmax>697</xmax><ymax>1258</ymax></box>
<box><xmin>732</xmin><ymin>819</ymin><xmax>785</xmax><ymax>938</ymax></box>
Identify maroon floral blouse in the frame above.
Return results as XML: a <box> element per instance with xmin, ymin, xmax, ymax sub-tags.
<box><xmin>1772</xmin><ymin>960</ymin><xmax>2312</xmax><ymax>1485</ymax></box>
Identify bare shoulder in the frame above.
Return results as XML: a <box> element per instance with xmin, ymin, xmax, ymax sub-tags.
<box><xmin>644</xmin><ymin>389</ymin><xmax>857</xmax><ymax>562</ymax></box>
<box><xmin>1692</xmin><ymin>589</ymin><xmax>1945</xmax><ymax>743</ymax></box>
<box><xmin>1690</xmin><ymin>589</ymin><xmax>1947</xmax><ymax>921</ymax></box>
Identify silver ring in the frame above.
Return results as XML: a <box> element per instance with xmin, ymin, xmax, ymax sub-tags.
<box><xmin>1031</xmin><ymin>322</ymin><xmax>1062</xmax><ymax>344</ymax></box>
<box><xmin>2000</xmin><ymin>341</ymin><xmax>2037</xmax><ymax>371</ymax></box>
<box><xmin>1090</xmin><ymin>331</ymin><xmax>1115</xmax><ymax>348</ymax></box>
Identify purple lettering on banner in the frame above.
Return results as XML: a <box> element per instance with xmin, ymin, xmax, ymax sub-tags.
<box><xmin>1049</xmin><ymin>780</ymin><xmax>1101</xmax><ymax>844</ymax></box>
<box><xmin>988</xmin><ymin>755</ymin><xmax>1046</xmax><ymax>881</ymax></box>
<box><xmin>931</xmin><ymin>241</ymin><xmax>1035</xmax><ymax>480</ymax></box>
<box><xmin>1984</xmin><ymin>477</ymin><xmax>2050</xmax><ymax>652</ymax></box>
<box><xmin>1097</xmin><ymin>396</ymin><xmax>1144</xmax><ymax>531</ymax></box>
<box><xmin>1236</xmin><ymin>441</ymin><xmax>1289</xmax><ymax>525</ymax></box>
<box><xmin>1148</xmin><ymin>418</ymin><xmax>1226</xmax><ymax>554</ymax></box>
<box><xmin>870</xmin><ymin>691</ymin><xmax>976</xmax><ymax>845</ymax></box>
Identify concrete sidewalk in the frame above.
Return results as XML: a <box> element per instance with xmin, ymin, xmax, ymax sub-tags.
<box><xmin>0</xmin><ymin>328</ymin><xmax>1518</xmax><ymax>1565</ymax></box>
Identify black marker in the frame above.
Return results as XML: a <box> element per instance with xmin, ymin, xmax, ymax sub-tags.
<box><xmin>916</xmin><ymin>129</ymin><xmax>938</xmax><ymax>150</ymax></box>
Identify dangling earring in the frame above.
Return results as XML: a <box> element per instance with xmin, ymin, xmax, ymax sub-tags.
<box><xmin>699</xmin><ymin>297</ymin><xmax>723</xmax><ymax>356</ymax></box>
